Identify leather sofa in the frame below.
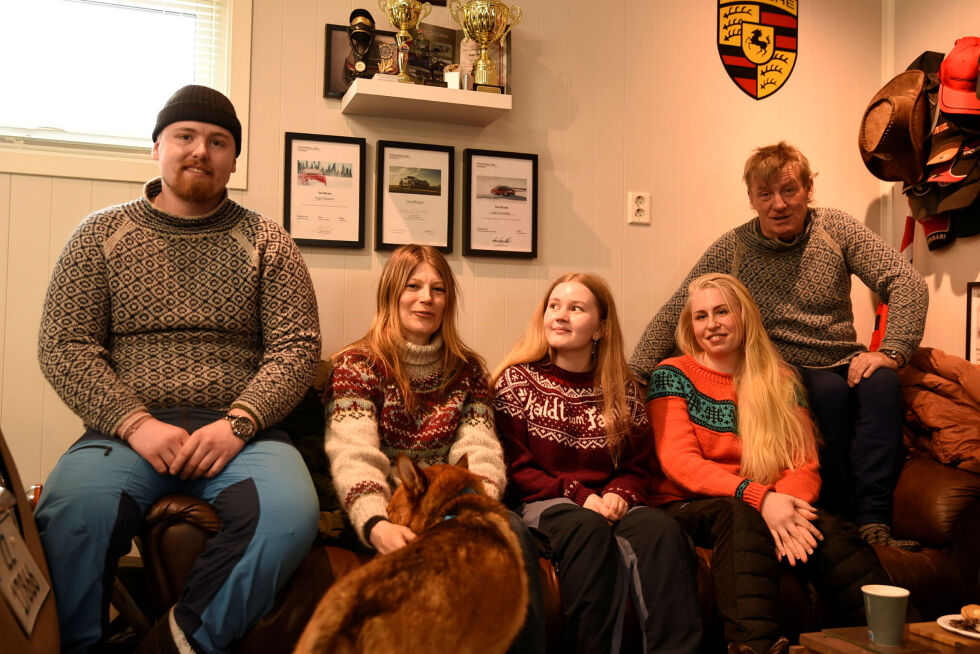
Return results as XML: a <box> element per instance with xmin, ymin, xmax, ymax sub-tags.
<box><xmin>132</xmin><ymin>377</ymin><xmax>980</xmax><ymax>653</ymax></box>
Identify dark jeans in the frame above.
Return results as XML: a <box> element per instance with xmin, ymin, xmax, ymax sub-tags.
<box><xmin>665</xmin><ymin>497</ymin><xmax>888</xmax><ymax>654</ymax></box>
<box><xmin>795</xmin><ymin>365</ymin><xmax>904</xmax><ymax>525</ymax></box>
<box><xmin>506</xmin><ymin>511</ymin><xmax>547</xmax><ymax>654</ymax></box>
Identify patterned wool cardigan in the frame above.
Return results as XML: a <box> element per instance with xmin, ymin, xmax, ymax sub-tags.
<box><xmin>37</xmin><ymin>178</ymin><xmax>321</xmax><ymax>436</ymax></box>
<box><xmin>324</xmin><ymin>336</ymin><xmax>506</xmax><ymax>544</ymax></box>
<box><xmin>629</xmin><ymin>207</ymin><xmax>929</xmax><ymax>384</ymax></box>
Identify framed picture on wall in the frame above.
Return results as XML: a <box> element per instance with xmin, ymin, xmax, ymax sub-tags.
<box><xmin>283</xmin><ymin>132</ymin><xmax>366</xmax><ymax>248</ymax></box>
<box><xmin>968</xmin><ymin>282</ymin><xmax>980</xmax><ymax>364</ymax></box>
<box><xmin>375</xmin><ymin>140</ymin><xmax>454</xmax><ymax>252</ymax></box>
<box><xmin>324</xmin><ymin>24</ymin><xmax>397</xmax><ymax>99</ymax></box>
<box><xmin>462</xmin><ymin>148</ymin><xmax>537</xmax><ymax>258</ymax></box>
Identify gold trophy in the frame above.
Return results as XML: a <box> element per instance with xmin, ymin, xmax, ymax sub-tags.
<box><xmin>448</xmin><ymin>0</ymin><xmax>521</xmax><ymax>92</ymax></box>
<box><xmin>377</xmin><ymin>0</ymin><xmax>432</xmax><ymax>83</ymax></box>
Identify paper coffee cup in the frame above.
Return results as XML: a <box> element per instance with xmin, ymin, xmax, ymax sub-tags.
<box><xmin>862</xmin><ymin>584</ymin><xmax>909</xmax><ymax>646</ymax></box>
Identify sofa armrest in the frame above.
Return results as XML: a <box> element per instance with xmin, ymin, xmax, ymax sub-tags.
<box><xmin>892</xmin><ymin>456</ymin><xmax>980</xmax><ymax>547</ymax></box>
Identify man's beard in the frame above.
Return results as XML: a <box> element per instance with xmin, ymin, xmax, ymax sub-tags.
<box><xmin>165</xmin><ymin>164</ymin><xmax>221</xmax><ymax>205</ymax></box>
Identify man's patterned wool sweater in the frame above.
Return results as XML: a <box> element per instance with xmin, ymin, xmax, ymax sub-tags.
<box><xmin>646</xmin><ymin>354</ymin><xmax>821</xmax><ymax>510</ymax></box>
<box><xmin>324</xmin><ymin>335</ymin><xmax>505</xmax><ymax>543</ymax></box>
<box><xmin>37</xmin><ymin>178</ymin><xmax>321</xmax><ymax>437</ymax></box>
<box><xmin>629</xmin><ymin>208</ymin><xmax>929</xmax><ymax>384</ymax></box>
<box><xmin>493</xmin><ymin>362</ymin><xmax>655</xmax><ymax>508</ymax></box>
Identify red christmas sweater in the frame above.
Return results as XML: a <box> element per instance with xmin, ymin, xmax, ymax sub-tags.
<box><xmin>493</xmin><ymin>361</ymin><xmax>655</xmax><ymax>507</ymax></box>
<box><xmin>646</xmin><ymin>355</ymin><xmax>820</xmax><ymax>510</ymax></box>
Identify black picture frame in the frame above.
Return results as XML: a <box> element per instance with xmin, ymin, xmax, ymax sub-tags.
<box><xmin>283</xmin><ymin>132</ymin><xmax>366</xmax><ymax>248</ymax></box>
<box><xmin>375</xmin><ymin>140</ymin><xmax>455</xmax><ymax>253</ymax></box>
<box><xmin>968</xmin><ymin>282</ymin><xmax>980</xmax><ymax>364</ymax></box>
<box><xmin>462</xmin><ymin>148</ymin><xmax>538</xmax><ymax>258</ymax></box>
<box><xmin>324</xmin><ymin>23</ymin><xmax>397</xmax><ymax>99</ymax></box>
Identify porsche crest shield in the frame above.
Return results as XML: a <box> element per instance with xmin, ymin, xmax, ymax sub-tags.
<box><xmin>718</xmin><ymin>0</ymin><xmax>798</xmax><ymax>99</ymax></box>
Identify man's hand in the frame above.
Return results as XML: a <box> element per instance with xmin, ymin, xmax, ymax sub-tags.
<box><xmin>601</xmin><ymin>492</ymin><xmax>629</xmax><ymax>522</ymax></box>
<box><xmin>846</xmin><ymin>351</ymin><xmax>897</xmax><ymax>387</ymax></box>
<box><xmin>127</xmin><ymin>419</ymin><xmax>191</xmax><ymax>474</ymax></box>
<box><xmin>369</xmin><ymin>520</ymin><xmax>417</xmax><ymax>554</ymax></box>
<box><xmin>759</xmin><ymin>492</ymin><xmax>823</xmax><ymax>566</ymax></box>
<box><xmin>170</xmin><ymin>418</ymin><xmax>246</xmax><ymax>479</ymax></box>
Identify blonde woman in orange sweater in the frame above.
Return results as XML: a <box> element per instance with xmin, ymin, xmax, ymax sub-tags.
<box><xmin>647</xmin><ymin>273</ymin><xmax>888</xmax><ymax>654</ymax></box>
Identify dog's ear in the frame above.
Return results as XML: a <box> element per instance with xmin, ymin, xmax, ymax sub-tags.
<box><xmin>397</xmin><ymin>454</ymin><xmax>427</xmax><ymax>499</ymax></box>
<box><xmin>454</xmin><ymin>453</ymin><xmax>470</xmax><ymax>470</ymax></box>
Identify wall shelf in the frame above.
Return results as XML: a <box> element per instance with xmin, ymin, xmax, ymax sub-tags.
<box><xmin>340</xmin><ymin>78</ymin><xmax>511</xmax><ymax>126</ymax></box>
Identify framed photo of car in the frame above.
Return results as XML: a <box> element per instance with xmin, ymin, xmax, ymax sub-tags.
<box><xmin>324</xmin><ymin>23</ymin><xmax>397</xmax><ymax>99</ymax></box>
<box><xmin>968</xmin><ymin>282</ymin><xmax>980</xmax><ymax>364</ymax></box>
<box><xmin>376</xmin><ymin>140</ymin><xmax>455</xmax><ymax>252</ymax></box>
<box><xmin>462</xmin><ymin>148</ymin><xmax>538</xmax><ymax>258</ymax></box>
<box><xmin>283</xmin><ymin>132</ymin><xmax>366</xmax><ymax>248</ymax></box>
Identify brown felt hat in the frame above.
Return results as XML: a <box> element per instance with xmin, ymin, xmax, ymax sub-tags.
<box><xmin>860</xmin><ymin>70</ymin><xmax>929</xmax><ymax>186</ymax></box>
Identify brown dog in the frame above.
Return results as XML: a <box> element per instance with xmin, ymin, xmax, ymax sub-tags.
<box><xmin>293</xmin><ymin>454</ymin><xmax>528</xmax><ymax>654</ymax></box>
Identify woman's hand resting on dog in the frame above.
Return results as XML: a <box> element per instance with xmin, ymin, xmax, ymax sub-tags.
<box><xmin>370</xmin><ymin>520</ymin><xmax>417</xmax><ymax>554</ymax></box>
<box><xmin>584</xmin><ymin>493</ymin><xmax>628</xmax><ymax>523</ymax></box>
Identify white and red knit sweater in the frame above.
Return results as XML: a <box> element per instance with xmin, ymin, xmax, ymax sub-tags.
<box><xmin>493</xmin><ymin>362</ymin><xmax>654</xmax><ymax>508</ymax></box>
<box><xmin>324</xmin><ymin>335</ymin><xmax>505</xmax><ymax>543</ymax></box>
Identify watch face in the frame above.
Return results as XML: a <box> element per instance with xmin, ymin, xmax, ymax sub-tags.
<box><xmin>227</xmin><ymin>415</ymin><xmax>256</xmax><ymax>440</ymax></box>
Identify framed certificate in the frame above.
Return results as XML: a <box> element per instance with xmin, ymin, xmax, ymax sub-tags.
<box><xmin>462</xmin><ymin>148</ymin><xmax>537</xmax><ymax>258</ymax></box>
<box><xmin>375</xmin><ymin>140</ymin><xmax>454</xmax><ymax>252</ymax></box>
<box><xmin>283</xmin><ymin>132</ymin><xmax>366</xmax><ymax>248</ymax></box>
<box><xmin>968</xmin><ymin>282</ymin><xmax>980</xmax><ymax>364</ymax></box>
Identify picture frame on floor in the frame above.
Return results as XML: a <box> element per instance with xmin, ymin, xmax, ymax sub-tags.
<box><xmin>283</xmin><ymin>132</ymin><xmax>366</xmax><ymax>248</ymax></box>
<box><xmin>968</xmin><ymin>282</ymin><xmax>980</xmax><ymax>364</ymax></box>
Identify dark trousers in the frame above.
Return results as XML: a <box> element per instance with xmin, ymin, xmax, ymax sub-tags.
<box><xmin>531</xmin><ymin>502</ymin><xmax>702</xmax><ymax>654</ymax></box>
<box><xmin>665</xmin><ymin>497</ymin><xmax>889</xmax><ymax>654</ymax></box>
<box><xmin>506</xmin><ymin>511</ymin><xmax>547</xmax><ymax>654</ymax></box>
<box><xmin>795</xmin><ymin>365</ymin><xmax>904</xmax><ymax>525</ymax></box>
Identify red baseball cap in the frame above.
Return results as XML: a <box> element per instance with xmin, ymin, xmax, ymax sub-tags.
<box><xmin>939</xmin><ymin>37</ymin><xmax>980</xmax><ymax>115</ymax></box>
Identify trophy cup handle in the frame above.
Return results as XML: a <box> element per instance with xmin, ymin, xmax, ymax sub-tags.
<box><xmin>448</xmin><ymin>0</ymin><xmax>464</xmax><ymax>30</ymax></box>
<box><xmin>377</xmin><ymin>0</ymin><xmax>388</xmax><ymax>21</ymax></box>
<box><xmin>498</xmin><ymin>4</ymin><xmax>523</xmax><ymax>40</ymax></box>
<box><xmin>419</xmin><ymin>2</ymin><xmax>432</xmax><ymax>23</ymax></box>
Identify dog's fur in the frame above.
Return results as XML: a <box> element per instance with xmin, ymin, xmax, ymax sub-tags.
<box><xmin>293</xmin><ymin>454</ymin><xmax>528</xmax><ymax>654</ymax></box>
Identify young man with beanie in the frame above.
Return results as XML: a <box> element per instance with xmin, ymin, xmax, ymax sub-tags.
<box><xmin>35</xmin><ymin>85</ymin><xmax>322</xmax><ymax>653</ymax></box>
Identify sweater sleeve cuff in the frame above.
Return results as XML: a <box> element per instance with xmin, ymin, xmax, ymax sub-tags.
<box><xmin>565</xmin><ymin>481</ymin><xmax>593</xmax><ymax>506</ymax></box>
<box><xmin>736</xmin><ymin>479</ymin><xmax>773</xmax><ymax>510</ymax></box>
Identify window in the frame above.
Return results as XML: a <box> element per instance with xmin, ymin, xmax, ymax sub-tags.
<box><xmin>0</xmin><ymin>0</ymin><xmax>251</xmax><ymax>187</ymax></box>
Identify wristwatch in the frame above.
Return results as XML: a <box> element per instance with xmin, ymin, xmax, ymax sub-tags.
<box><xmin>878</xmin><ymin>348</ymin><xmax>906</xmax><ymax>368</ymax></box>
<box><xmin>223</xmin><ymin>414</ymin><xmax>257</xmax><ymax>442</ymax></box>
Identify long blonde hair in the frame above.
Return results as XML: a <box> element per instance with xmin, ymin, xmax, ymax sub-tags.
<box><xmin>676</xmin><ymin>273</ymin><xmax>816</xmax><ymax>484</ymax></box>
<box><xmin>335</xmin><ymin>244</ymin><xmax>483</xmax><ymax>413</ymax></box>
<box><xmin>492</xmin><ymin>273</ymin><xmax>637</xmax><ymax>457</ymax></box>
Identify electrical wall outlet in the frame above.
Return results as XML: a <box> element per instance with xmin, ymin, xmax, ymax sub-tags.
<box><xmin>627</xmin><ymin>191</ymin><xmax>651</xmax><ymax>224</ymax></box>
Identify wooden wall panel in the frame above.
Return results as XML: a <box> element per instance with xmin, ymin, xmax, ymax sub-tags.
<box><xmin>0</xmin><ymin>174</ymin><xmax>9</xmax><ymax>426</ymax></box>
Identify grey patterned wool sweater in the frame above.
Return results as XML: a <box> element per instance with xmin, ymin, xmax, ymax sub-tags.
<box><xmin>38</xmin><ymin>178</ymin><xmax>322</xmax><ymax>437</ymax></box>
<box><xmin>629</xmin><ymin>207</ymin><xmax>928</xmax><ymax>385</ymax></box>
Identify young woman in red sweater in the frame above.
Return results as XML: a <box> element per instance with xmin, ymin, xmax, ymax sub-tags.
<box><xmin>647</xmin><ymin>273</ymin><xmax>888</xmax><ymax>654</ymax></box>
<box><xmin>493</xmin><ymin>273</ymin><xmax>702</xmax><ymax>654</ymax></box>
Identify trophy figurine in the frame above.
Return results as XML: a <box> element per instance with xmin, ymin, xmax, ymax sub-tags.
<box><xmin>449</xmin><ymin>0</ymin><xmax>521</xmax><ymax>92</ymax></box>
<box><xmin>377</xmin><ymin>0</ymin><xmax>432</xmax><ymax>83</ymax></box>
<box><xmin>346</xmin><ymin>9</ymin><xmax>376</xmax><ymax>82</ymax></box>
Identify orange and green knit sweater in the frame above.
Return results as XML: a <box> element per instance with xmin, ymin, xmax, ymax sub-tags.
<box><xmin>646</xmin><ymin>354</ymin><xmax>820</xmax><ymax>510</ymax></box>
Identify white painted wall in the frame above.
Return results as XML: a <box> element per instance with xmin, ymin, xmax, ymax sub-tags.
<box><xmin>2</xmin><ymin>0</ymin><xmax>976</xmax><ymax>485</ymax></box>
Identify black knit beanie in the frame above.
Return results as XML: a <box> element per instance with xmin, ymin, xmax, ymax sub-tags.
<box><xmin>152</xmin><ymin>85</ymin><xmax>242</xmax><ymax>156</ymax></box>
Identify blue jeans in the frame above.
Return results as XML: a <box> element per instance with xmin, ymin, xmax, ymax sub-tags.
<box><xmin>795</xmin><ymin>365</ymin><xmax>904</xmax><ymax>525</ymax></box>
<box><xmin>35</xmin><ymin>407</ymin><xmax>319</xmax><ymax>654</ymax></box>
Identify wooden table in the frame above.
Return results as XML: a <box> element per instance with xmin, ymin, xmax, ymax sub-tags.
<box><xmin>797</xmin><ymin>623</ymin><xmax>980</xmax><ymax>653</ymax></box>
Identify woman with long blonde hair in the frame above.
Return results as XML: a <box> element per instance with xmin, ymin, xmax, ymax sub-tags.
<box><xmin>493</xmin><ymin>273</ymin><xmax>702</xmax><ymax>654</ymax></box>
<box><xmin>648</xmin><ymin>273</ymin><xmax>888</xmax><ymax>654</ymax></box>
<box><xmin>325</xmin><ymin>244</ymin><xmax>544</xmax><ymax>652</ymax></box>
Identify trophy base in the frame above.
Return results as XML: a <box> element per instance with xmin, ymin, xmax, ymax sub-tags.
<box><xmin>473</xmin><ymin>83</ymin><xmax>504</xmax><ymax>94</ymax></box>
